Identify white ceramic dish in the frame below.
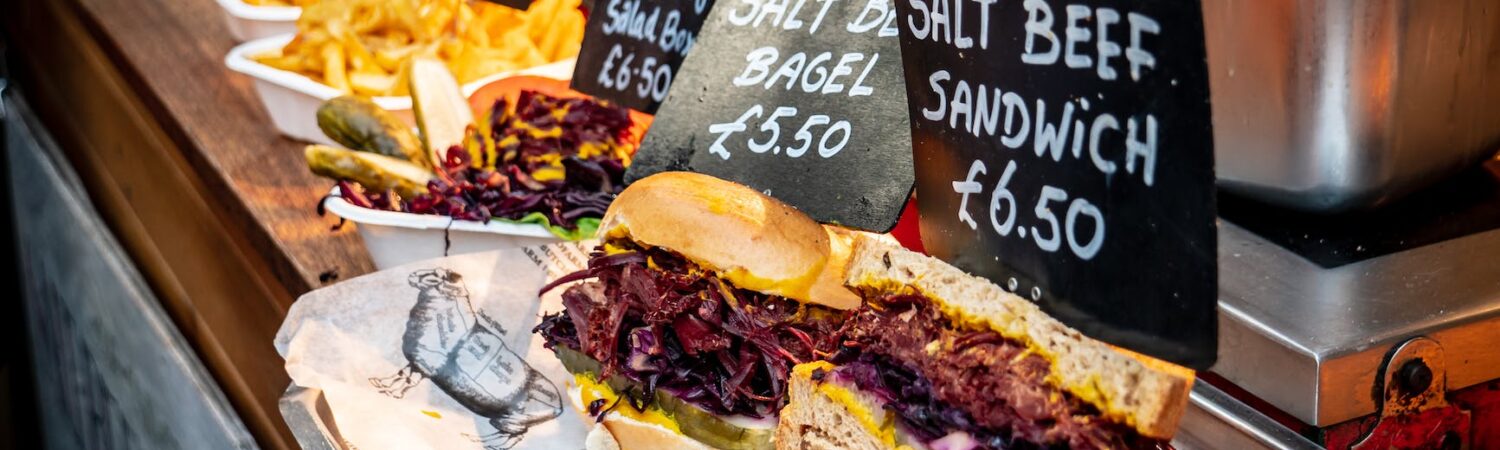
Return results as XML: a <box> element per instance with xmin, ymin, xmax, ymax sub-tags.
<box><xmin>322</xmin><ymin>188</ymin><xmax>565</xmax><ymax>269</ymax></box>
<box><xmin>216</xmin><ymin>0</ymin><xmax>300</xmax><ymax>42</ymax></box>
<box><xmin>225</xmin><ymin>34</ymin><xmax>578</xmax><ymax>145</ymax></box>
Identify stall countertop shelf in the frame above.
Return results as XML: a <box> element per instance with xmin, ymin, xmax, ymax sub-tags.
<box><xmin>4</xmin><ymin>0</ymin><xmax>378</xmax><ymax>448</ymax></box>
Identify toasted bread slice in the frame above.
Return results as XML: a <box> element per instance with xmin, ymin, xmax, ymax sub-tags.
<box><xmin>842</xmin><ymin>237</ymin><xmax>1194</xmax><ymax>439</ymax></box>
<box><xmin>776</xmin><ymin>363</ymin><xmax>892</xmax><ymax>450</ymax></box>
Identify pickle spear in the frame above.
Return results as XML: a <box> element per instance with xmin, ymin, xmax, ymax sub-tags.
<box><xmin>305</xmin><ymin>145</ymin><xmax>431</xmax><ymax>198</ymax></box>
<box><xmin>554</xmin><ymin>347</ymin><xmax>776</xmax><ymax>450</ymax></box>
<box><xmin>409</xmin><ymin>57</ymin><xmax>474</xmax><ymax>169</ymax></box>
<box><xmin>316</xmin><ymin>96</ymin><xmax>428</xmax><ymax>169</ymax></box>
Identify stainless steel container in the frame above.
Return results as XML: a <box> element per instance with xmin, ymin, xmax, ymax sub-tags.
<box><xmin>1205</xmin><ymin>0</ymin><xmax>1500</xmax><ymax>212</ymax></box>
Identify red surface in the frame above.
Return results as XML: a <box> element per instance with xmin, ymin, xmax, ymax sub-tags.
<box><xmin>1452</xmin><ymin>379</ymin><xmax>1500</xmax><ymax>449</ymax></box>
<box><xmin>890</xmin><ymin>194</ymin><xmax>925</xmax><ymax>254</ymax></box>
<box><xmin>1319</xmin><ymin>378</ymin><xmax>1500</xmax><ymax>449</ymax></box>
<box><xmin>1330</xmin><ymin>406</ymin><xmax>1469</xmax><ymax>449</ymax></box>
<box><xmin>1324</xmin><ymin>416</ymin><xmax>1382</xmax><ymax>450</ymax></box>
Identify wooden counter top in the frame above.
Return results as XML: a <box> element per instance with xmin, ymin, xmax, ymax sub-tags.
<box><xmin>4</xmin><ymin>0</ymin><xmax>378</xmax><ymax>447</ymax></box>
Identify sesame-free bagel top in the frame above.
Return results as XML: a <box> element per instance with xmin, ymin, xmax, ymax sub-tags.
<box><xmin>600</xmin><ymin>172</ymin><xmax>859</xmax><ymax>309</ymax></box>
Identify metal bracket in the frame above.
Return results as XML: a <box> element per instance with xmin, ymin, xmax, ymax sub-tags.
<box><xmin>1348</xmin><ymin>337</ymin><xmax>1470</xmax><ymax>450</ymax></box>
<box><xmin>1380</xmin><ymin>338</ymin><xmax>1448</xmax><ymax>416</ymax></box>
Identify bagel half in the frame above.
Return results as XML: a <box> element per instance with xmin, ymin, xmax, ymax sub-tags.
<box><xmin>539</xmin><ymin>172</ymin><xmax>863</xmax><ymax>450</ymax></box>
<box><xmin>600</xmin><ymin>171</ymin><xmax>859</xmax><ymax>309</ymax></box>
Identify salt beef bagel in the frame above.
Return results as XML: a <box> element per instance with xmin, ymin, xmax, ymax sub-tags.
<box><xmin>539</xmin><ymin>172</ymin><xmax>860</xmax><ymax>450</ymax></box>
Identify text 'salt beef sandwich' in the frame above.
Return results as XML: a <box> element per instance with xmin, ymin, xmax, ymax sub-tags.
<box><xmin>535</xmin><ymin>172</ymin><xmax>862</xmax><ymax>450</ymax></box>
<box><xmin>777</xmin><ymin>237</ymin><xmax>1195</xmax><ymax>450</ymax></box>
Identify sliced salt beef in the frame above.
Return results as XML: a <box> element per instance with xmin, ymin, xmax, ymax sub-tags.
<box><xmin>834</xmin><ymin>294</ymin><xmax>1165</xmax><ymax>449</ymax></box>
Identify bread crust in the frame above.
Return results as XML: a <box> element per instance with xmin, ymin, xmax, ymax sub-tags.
<box><xmin>601</xmin><ymin>172</ymin><xmax>859</xmax><ymax>309</ymax></box>
<box><xmin>776</xmin><ymin>365</ymin><xmax>892</xmax><ymax>450</ymax></box>
<box><xmin>842</xmin><ymin>236</ymin><xmax>1194</xmax><ymax>440</ymax></box>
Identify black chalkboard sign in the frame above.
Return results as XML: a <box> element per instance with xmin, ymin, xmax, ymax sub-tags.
<box><xmin>625</xmin><ymin>0</ymin><xmax>914</xmax><ymax>232</ymax></box>
<box><xmin>481</xmin><ymin>0</ymin><xmax>535</xmax><ymax>11</ymax></box>
<box><xmin>570</xmin><ymin>0</ymin><xmax>715</xmax><ymax>113</ymax></box>
<box><xmin>893</xmin><ymin>0</ymin><xmax>1217</xmax><ymax>368</ymax></box>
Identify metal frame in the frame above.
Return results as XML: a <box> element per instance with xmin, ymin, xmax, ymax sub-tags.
<box><xmin>1175</xmin><ymin>381</ymin><xmax>1321</xmax><ymax>450</ymax></box>
<box><xmin>1213</xmin><ymin>220</ymin><xmax>1500</xmax><ymax>426</ymax></box>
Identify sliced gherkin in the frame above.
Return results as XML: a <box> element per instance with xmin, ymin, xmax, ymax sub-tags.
<box><xmin>316</xmin><ymin>96</ymin><xmax>428</xmax><ymax>169</ymax></box>
<box><xmin>553</xmin><ymin>347</ymin><xmax>776</xmax><ymax>450</ymax></box>
<box><xmin>556</xmin><ymin>346</ymin><xmax>603</xmax><ymax>375</ymax></box>
<box><xmin>652</xmin><ymin>386</ymin><xmax>776</xmax><ymax>450</ymax></box>
<box><xmin>304</xmin><ymin>145</ymin><xmax>431</xmax><ymax>198</ymax></box>
<box><xmin>408</xmin><ymin>57</ymin><xmax>474</xmax><ymax>169</ymax></box>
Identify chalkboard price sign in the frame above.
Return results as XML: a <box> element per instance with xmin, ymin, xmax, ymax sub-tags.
<box><xmin>627</xmin><ymin>0</ymin><xmax>915</xmax><ymax>232</ymax></box>
<box><xmin>571</xmin><ymin>0</ymin><xmax>715</xmax><ymax>113</ymax></box>
<box><xmin>483</xmin><ymin>0</ymin><xmax>536</xmax><ymax>11</ymax></box>
<box><xmin>894</xmin><ymin>0</ymin><xmax>1218</xmax><ymax>367</ymax></box>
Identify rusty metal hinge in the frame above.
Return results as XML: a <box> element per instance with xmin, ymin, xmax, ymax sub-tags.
<box><xmin>1349</xmin><ymin>337</ymin><xmax>1470</xmax><ymax>450</ymax></box>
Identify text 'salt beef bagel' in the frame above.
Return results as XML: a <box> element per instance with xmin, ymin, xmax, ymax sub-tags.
<box><xmin>776</xmin><ymin>236</ymin><xmax>1195</xmax><ymax>450</ymax></box>
<box><xmin>535</xmin><ymin>172</ymin><xmax>860</xmax><ymax>450</ymax></box>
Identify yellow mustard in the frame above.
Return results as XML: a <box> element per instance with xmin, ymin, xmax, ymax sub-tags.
<box><xmin>794</xmin><ymin>362</ymin><xmax>901</xmax><ymax>447</ymax></box>
<box><xmin>573</xmin><ymin>373</ymin><xmax>682</xmax><ymax>434</ymax></box>
<box><xmin>531</xmin><ymin>166</ymin><xmax>565</xmax><ymax>182</ymax></box>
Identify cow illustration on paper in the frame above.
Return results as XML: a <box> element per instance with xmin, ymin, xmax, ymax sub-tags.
<box><xmin>369</xmin><ymin>269</ymin><xmax>562</xmax><ymax>450</ymax></box>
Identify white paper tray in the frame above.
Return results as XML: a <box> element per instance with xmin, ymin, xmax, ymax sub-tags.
<box><xmin>225</xmin><ymin>34</ymin><xmax>577</xmax><ymax>145</ymax></box>
<box><xmin>215</xmin><ymin>0</ymin><xmax>300</xmax><ymax>42</ymax></box>
<box><xmin>322</xmin><ymin>189</ymin><xmax>565</xmax><ymax>270</ymax></box>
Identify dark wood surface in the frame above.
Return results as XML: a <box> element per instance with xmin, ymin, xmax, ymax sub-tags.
<box><xmin>69</xmin><ymin>0</ymin><xmax>379</xmax><ymax>294</ymax></box>
<box><xmin>4</xmin><ymin>0</ymin><xmax>378</xmax><ymax>448</ymax></box>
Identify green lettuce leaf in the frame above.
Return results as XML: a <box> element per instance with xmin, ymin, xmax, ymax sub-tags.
<box><xmin>495</xmin><ymin>212</ymin><xmax>601</xmax><ymax>241</ymax></box>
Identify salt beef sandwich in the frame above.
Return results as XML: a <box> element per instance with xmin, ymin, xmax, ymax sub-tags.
<box><xmin>534</xmin><ymin>172</ymin><xmax>862</xmax><ymax>450</ymax></box>
<box><xmin>777</xmin><ymin>237</ymin><xmax>1195</xmax><ymax>450</ymax></box>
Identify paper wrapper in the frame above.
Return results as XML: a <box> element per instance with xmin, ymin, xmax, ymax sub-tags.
<box><xmin>274</xmin><ymin>242</ymin><xmax>597</xmax><ymax>450</ymax></box>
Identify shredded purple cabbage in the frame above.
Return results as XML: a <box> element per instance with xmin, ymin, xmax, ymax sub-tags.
<box><xmin>339</xmin><ymin>91</ymin><xmax>634</xmax><ymax>230</ymax></box>
<box><xmin>535</xmin><ymin>244</ymin><xmax>849</xmax><ymax>418</ymax></box>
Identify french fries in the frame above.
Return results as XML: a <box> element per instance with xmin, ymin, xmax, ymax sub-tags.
<box><xmin>254</xmin><ymin>0</ymin><xmax>584</xmax><ymax>97</ymax></box>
